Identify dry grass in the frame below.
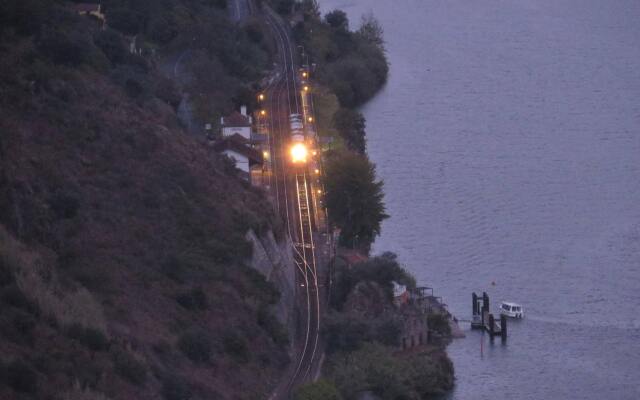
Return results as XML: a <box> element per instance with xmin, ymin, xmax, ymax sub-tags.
<box><xmin>0</xmin><ymin>226</ymin><xmax>107</xmax><ymax>333</ymax></box>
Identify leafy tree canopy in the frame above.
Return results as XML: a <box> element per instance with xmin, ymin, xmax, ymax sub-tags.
<box><xmin>325</xmin><ymin>10</ymin><xmax>349</xmax><ymax>31</ymax></box>
<box><xmin>330</xmin><ymin>252</ymin><xmax>415</xmax><ymax>310</ymax></box>
<box><xmin>324</xmin><ymin>151</ymin><xmax>388</xmax><ymax>249</ymax></box>
<box><xmin>333</xmin><ymin>108</ymin><xmax>366</xmax><ymax>154</ymax></box>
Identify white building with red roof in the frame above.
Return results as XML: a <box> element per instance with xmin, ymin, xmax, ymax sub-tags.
<box><xmin>220</xmin><ymin>106</ymin><xmax>252</xmax><ymax>140</ymax></box>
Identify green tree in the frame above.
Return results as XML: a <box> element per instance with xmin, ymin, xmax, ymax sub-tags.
<box><xmin>300</xmin><ymin>0</ymin><xmax>320</xmax><ymax>20</ymax></box>
<box><xmin>333</xmin><ymin>108</ymin><xmax>366</xmax><ymax>154</ymax></box>
<box><xmin>325</xmin><ymin>10</ymin><xmax>349</xmax><ymax>31</ymax></box>
<box><xmin>324</xmin><ymin>152</ymin><xmax>388</xmax><ymax>249</ymax></box>
<box><xmin>330</xmin><ymin>253</ymin><xmax>415</xmax><ymax>310</ymax></box>
<box><xmin>357</xmin><ymin>12</ymin><xmax>385</xmax><ymax>51</ymax></box>
<box><xmin>294</xmin><ymin>380</ymin><xmax>342</xmax><ymax>400</ymax></box>
<box><xmin>327</xmin><ymin>343</ymin><xmax>454</xmax><ymax>400</ymax></box>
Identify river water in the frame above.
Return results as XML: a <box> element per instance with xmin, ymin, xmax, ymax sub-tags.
<box><xmin>320</xmin><ymin>0</ymin><xmax>640</xmax><ymax>398</ymax></box>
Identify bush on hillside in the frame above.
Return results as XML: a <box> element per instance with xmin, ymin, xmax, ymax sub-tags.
<box><xmin>327</xmin><ymin>343</ymin><xmax>454</xmax><ymax>400</ymax></box>
<box><xmin>37</xmin><ymin>30</ymin><xmax>96</xmax><ymax>67</ymax></box>
<box><xmin>323</xmin><ymin>311</ymin><xmax>402</xmax><ymax>353</ymax></box>
<box><xmin>257</xmin><ymin>306</ymin><xmax>289</xmax><ymax>346</ymax></box>
<box><xmin>67</xmin><ymin>324</ymin><xmax>109</xmax><ymax>352</ymax></box>
<box><xmin>178</xmin><ymin>329</ymin><xmax>212</xmax><ymax>363</ymax></box>
<box><xmin>223</xmin><ymin>332</ymin><xmax>249</xmax><ymax>364</ymax></box>
<box><xmin>428</xmin><ymin>313</ymin><xmax>452</xmax><ymax>337</ymax></box>
<box><xmin>112</xmin><ymin>349</ymin><xmax>147</xmax><ymax>386</ymax></box>
<box><xmin>161</xmin><ymin>375</ymin><xmax>192</xmax><ymax>400</ymax></box>
<box><xmin>93</xmin><ymin>29</ymin><xmax>128</xmax><ymax>65</ymax></box>
<box><xmin>294</xmin><ymin>380</ymin><xmax>342</xmax><ymax>400</ymax></box>
<box><xmin>176</xmin><ymin>288</ymin><xmax>208</xmax><ymax>311</ymax></box>
<box><xmin>107</xmin><ymin>9</ymin><xmax>145</xmax><ymax>36</ymax></box>
<box><xmin>0</xmin><ymin>0</ymin><xmax>53</xmax><ymax>36</ymax></box>
<box><xmin>3</xmin><ymin>359</ymin><xmax>38</xmax><ymax>393</ymax></box>
<box><xmin>330</xmin><ymin>253</ymin><xmax>414</xmax><ymax>311</ymax></box>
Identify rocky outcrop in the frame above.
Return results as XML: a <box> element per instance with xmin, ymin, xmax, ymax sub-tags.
<box><xmin>246</xmin><ymin>230</ymin><xmax>297</xmax><ymax>337</ymax></box>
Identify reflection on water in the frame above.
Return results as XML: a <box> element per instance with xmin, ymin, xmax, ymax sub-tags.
<box><xmin>320</xmin><ymin>0</ymin><xmax>640</xmax><ymax>398</ymax></box>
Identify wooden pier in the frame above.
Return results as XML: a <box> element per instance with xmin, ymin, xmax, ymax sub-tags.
<box><xmin>471</xmin><ymin>292</ymin><xmax>507</xmax><ymax>340</ymax></box>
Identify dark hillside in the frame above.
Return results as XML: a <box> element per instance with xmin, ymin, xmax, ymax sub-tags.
<box><xmin>0</xmin><ymin>1</ymin><xmax>287</xmax><ymax>399</ymax></box>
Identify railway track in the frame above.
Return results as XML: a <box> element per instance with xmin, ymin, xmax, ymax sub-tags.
<box><xmin>263</xmin><ymin>5</ymin><xmax>322</xmax><ymax>398</ymax></box>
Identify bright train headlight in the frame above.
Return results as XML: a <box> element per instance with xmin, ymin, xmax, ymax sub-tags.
<box><xmin>291</xmin><ymin>143</ymin><xmax>308</xmax><ymax>163</ymax></box>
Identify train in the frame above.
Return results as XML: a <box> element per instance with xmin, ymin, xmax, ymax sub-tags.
<box><xmin>289</xmin><ymin>113</ymin><xmax>308</xmax><ymax>164</ymax></box>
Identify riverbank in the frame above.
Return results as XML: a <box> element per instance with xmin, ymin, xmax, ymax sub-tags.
<box><xmin>267</xmin><ymin>2</ymin><xmax>460</xmax><ymax>398</ymax></box>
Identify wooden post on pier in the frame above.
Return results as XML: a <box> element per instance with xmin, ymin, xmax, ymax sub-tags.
<box><xmin>500</xmin><ymin>314</ymin><xmax>507</xmax><ymax>340</ymax></box>
<box><xmin>488</xmin><ymin>313</ymin><xmax>495</xmax><ymax>336</ymax></box>
<box><xmin>472</xmin><ymin>292</ymin><xmax>478</xmax><ymax>315</ymax></box>
<box><xmin>482</xmin><ymin>292</ymin><xmax>489</xmax><ymax>314</ymax></box>
<box><xmin>470</xmin><ymin>292</ymin><xmax>508</xmax><ymax>340</ymax></box>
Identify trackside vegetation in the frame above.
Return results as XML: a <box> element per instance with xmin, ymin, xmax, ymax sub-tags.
<box><xmin>270</xmin><ymin>0</ymin><xmax>391</xmax><ymax>251</ymax></box>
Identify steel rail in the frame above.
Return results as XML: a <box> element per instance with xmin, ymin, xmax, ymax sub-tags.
<box><xmin>264</xmin><ymin>6</ymin><xmax>321</xmax><ymax>396</ymax></box>
<box><xmin>265</xmin><ymin>11</ymin><xmax>313</xmax><ymax>394</ymax></box>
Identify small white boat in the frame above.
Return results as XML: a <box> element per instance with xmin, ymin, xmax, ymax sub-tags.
<box><xmin>500</xmin><ymin>301</ymin><xmax>524</xmax><ymax>318</ymax></box>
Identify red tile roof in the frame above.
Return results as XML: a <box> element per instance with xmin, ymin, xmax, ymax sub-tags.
<box><xmin>213</xmin><ymin>135</ymin><xmax>263</xmax><ymax>164</ymax></box>
<box><xmin>223</xmin><ymin>111</ymin><xmax>251</xmax><ymax>127</ymax></box>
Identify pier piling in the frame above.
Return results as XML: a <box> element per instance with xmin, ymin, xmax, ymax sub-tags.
<box><xmin>470</xmin><ymin>292</ymin><xmax>507</xmax><ymax>340</ymax></box>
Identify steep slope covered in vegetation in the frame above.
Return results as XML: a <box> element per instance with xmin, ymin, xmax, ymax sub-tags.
<box><xmin>0</xmin><ymin>1</ymin><xmax>288</xmax><ymax>399</ymax></box>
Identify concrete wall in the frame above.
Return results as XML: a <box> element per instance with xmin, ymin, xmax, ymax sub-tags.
<box><xmin>223</xmin><ymin>149</ymin><xmax>249</xmax><ymax>173</ymax></box>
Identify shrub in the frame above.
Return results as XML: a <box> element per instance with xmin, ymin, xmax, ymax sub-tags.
<box><xmin>48</xmin><ymin>189</ymin><xmax>80</xmax><ymax>219</ymax></box>
<box><xmin>154</xmin><ymin>76</ymin><xmax>182</xmax><ymax>110</ymax></box>
<box><xmin>333</xmin><ymin>108</ymin><xmax>366</xmax><ymax>154</ymax></box>
<box><xmin>1</xmin><ymin>284</ymin><xmax>39</xmax><ymax>314</ymax></box>
<box><xmin>178</xmin><ymin>330</ymin><xmax>212</xmax><ymax>363</ymax></box>
<box><xmin>243</xmin><ymin>265</ymin><xmax>280</xmax><ymax>305</ymax></box>
<box><xmin>67</xmin><ymin>324</ymin><xmax>109</xmax><ymax>351</ymax></box>
<box><xmin>37</xmin><ymin>29</ymin><xmax>95</xmax><ymax>67</ymax></box>
<box><xmin>223</xmin><ymin>332</ymin><xmax>249</xmax><ymax>363</ymax></box>
<box><xmin>294</xmin><ymin>380</ymin><xmax>343</xmax><ymax>400</ymax></box>
<box><xmin>375</xmin><ymin>318</ymin><xmax>402</xmax><ymax>347</ymax></box>
<box><xmin>112</xmin><ymin>349</ymin><xmax>147</xmax><ymax>386</ymax></box>
<box><xmin>427</xmin><ymin>313</ymin><xmax>452</xmax><ymax>337</ymax></box>
<box><xmin>161</xmin><ymin>255</ymin><xmax>190</xmax><ymax>283</ymax></box>
<box><xmin>162</xmin><ymin>375</ymin><xmax>191</xmax><ymax>400</ymax></box>
<box><xmin>148</xmin><ymin>15</ymin><xmax>178</xmax><ymax>45</ymax></box>
<box><xmin>328</xmin><ymin>343</ymin><xmax>454</xmax><ymax>399</ymax></box>
<box><xmin>0</xmin><ymin>0</ymin><xmax>53</xmax><ymax>36</ymax></box>
<box><xmin>176</xmin><ymin>288</ymin><xmax>208</xmax><ymax>311</ymax></box>
<box><xmin>330</xmin><ymin>253</ymin><xmax>412</xmax><ymax>311</ymax></box>
<box><xmin>257</xmin><ymin>307</ymin><xmax>289</xmax><ymax>346</ymax></box>
<box><xmin>11</xmin><ymin>312</ymin><xmax>37</xmax><ymax>344</ymax></box>
<box><xmin>0</xmin><ymin>252</ymin><xmax>15</xmax><ymax>287</ymax></box>
<box><xmin>107</xmin><ymin>9</ymin><xmax>144</xmax><ymax>36</ymax></box>
<box><xmin>93</xmin><ymin>29</ymin><xmax>128</xmax><ymax>65</ymax></box>
<box><xmin>5</xmin><ymin>360</ymin><xmax>38</xmax><ymax>393</ymax></box>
